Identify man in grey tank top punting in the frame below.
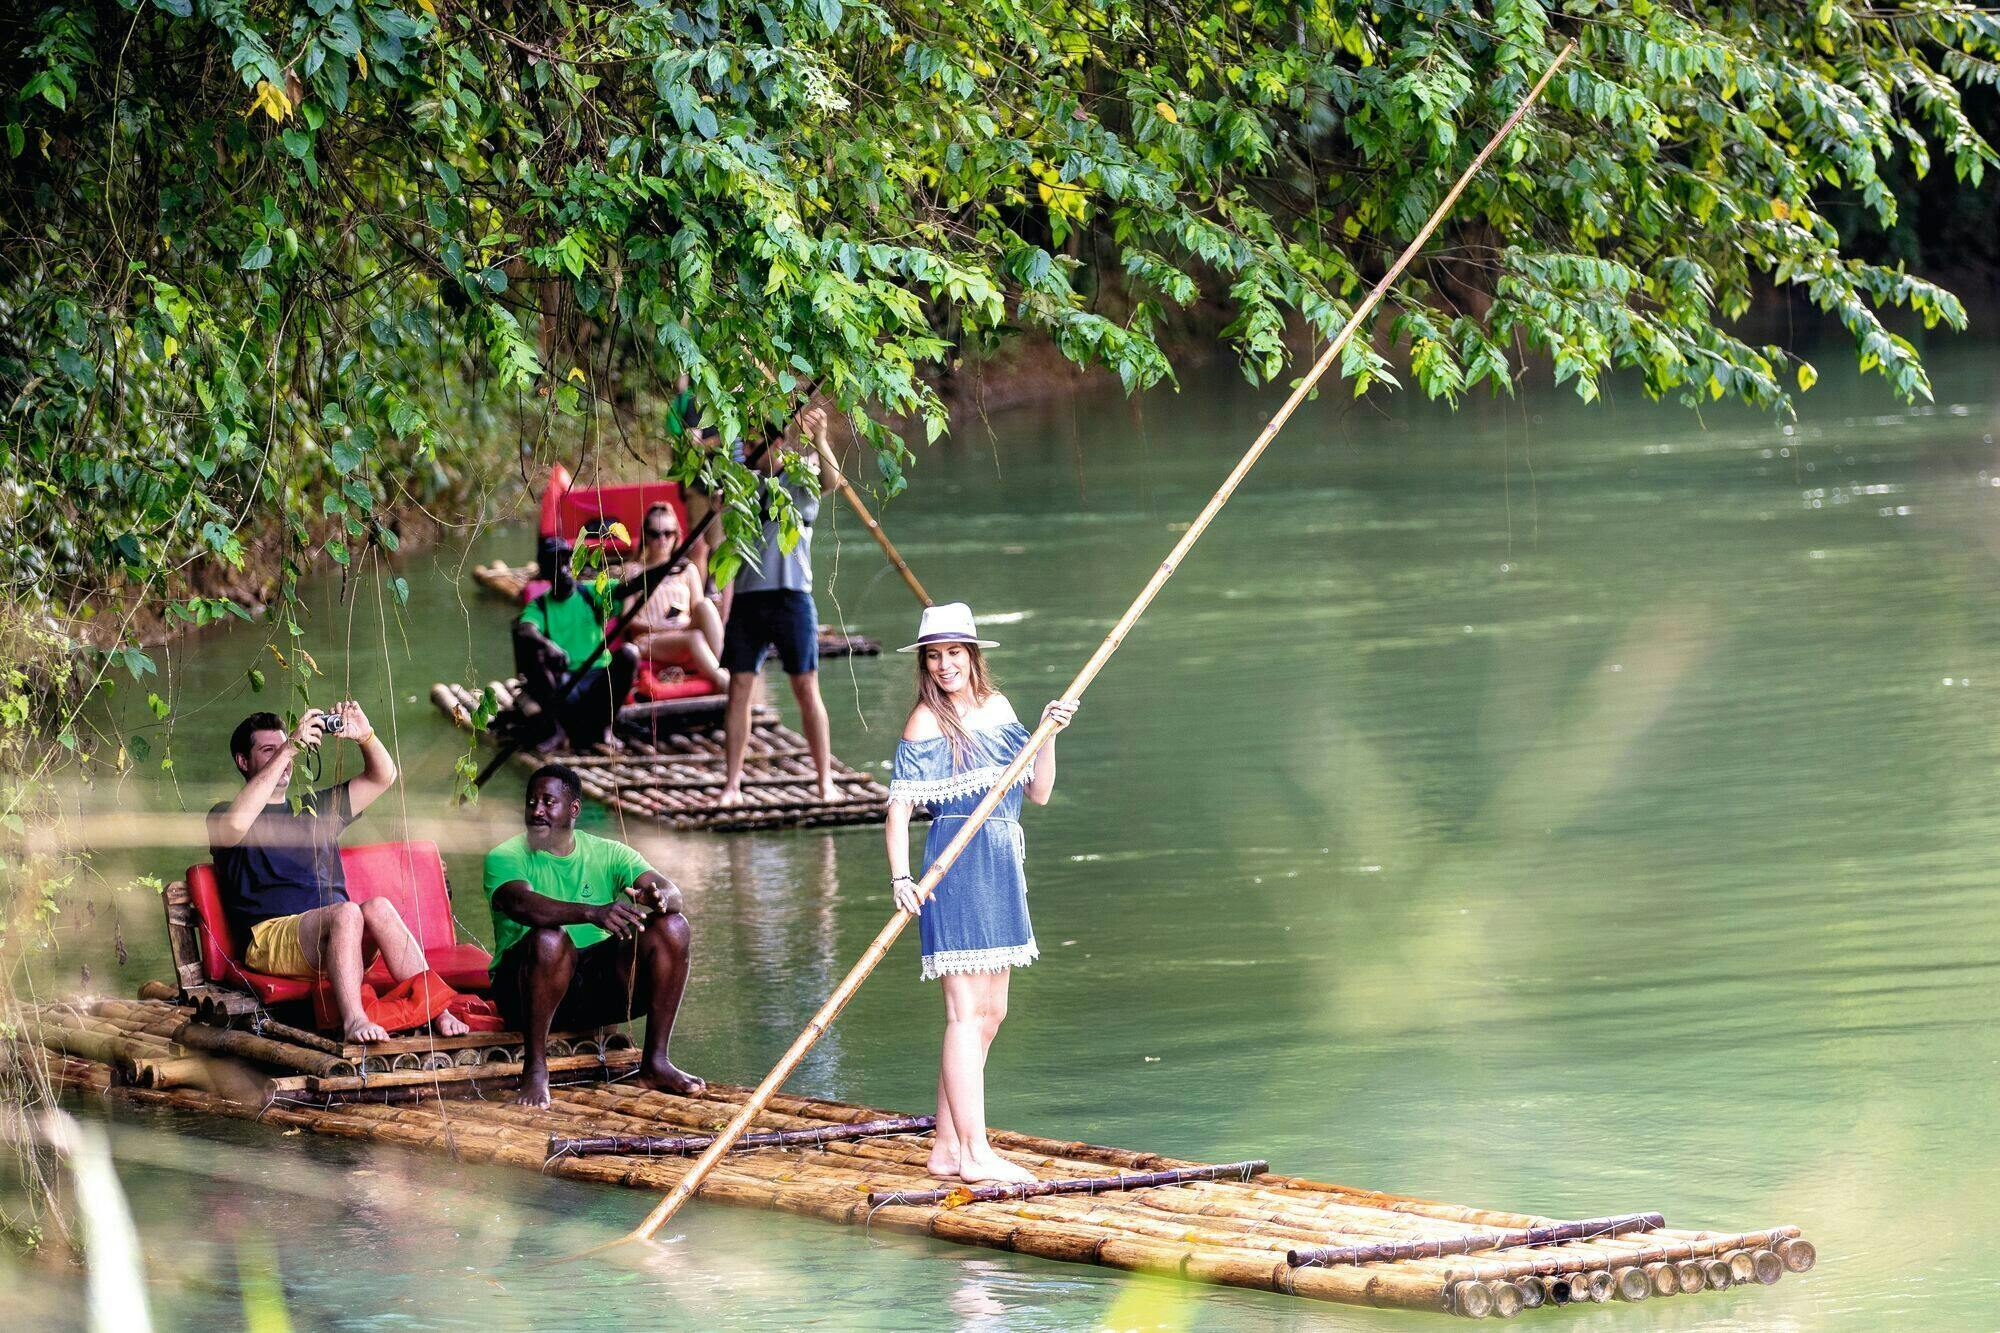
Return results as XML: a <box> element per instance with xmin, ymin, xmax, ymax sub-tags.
<box><xmin>714</xmin><ymin>405</ymin><xmax>838</xmax><ymax>806</ymax></box>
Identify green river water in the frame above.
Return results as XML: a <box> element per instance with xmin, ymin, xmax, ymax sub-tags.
<box><xmin>9</xmin><ymin>334</ymin><xmax>2000</xmax><ymax>1329</ymax></box>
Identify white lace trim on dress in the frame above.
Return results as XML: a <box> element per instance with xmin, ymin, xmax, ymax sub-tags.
<box><xmin>888</xmin><ymin>762</ymin><xmax>1031</xmax><ymax>807</ymax></box>
<box><xmin>920</xmin><ymin>941</ymin><xmax>1039</xmax><ymax>981</ymax></box>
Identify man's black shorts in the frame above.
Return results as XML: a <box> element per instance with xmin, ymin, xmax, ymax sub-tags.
<box><xmin>721</xmin><ymin>588</ymin><xmax>818</xmax><ymax>675</ymax></box>
<box><xmin>491</xmin><ymin>933</ymin><xmax>644</xmax><ymax>1032</ymax></box>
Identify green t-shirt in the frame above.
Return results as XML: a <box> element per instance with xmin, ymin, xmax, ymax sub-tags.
<box><xmin>483</xmin><ymin>830</ymin><xmax>655</xmax><ymax>967</ymax></box>
<box><xmin>523</xmin><ymin>584</ymin><xmax>610</xmax><ymax>666</ymax></box>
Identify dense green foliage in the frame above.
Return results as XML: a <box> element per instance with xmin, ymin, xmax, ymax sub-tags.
<box><xmin>1</xmin><ymin>0</ymin><xmax>1997</xmax><ymax>705</ymax></box>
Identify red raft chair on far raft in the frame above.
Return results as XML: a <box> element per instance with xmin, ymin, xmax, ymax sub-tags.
<box><xmin>177</xmin><ymin>840</ymin><xmax>492</xmax><ymax>1011</ymax></box>
<box><xmin>533</xmin><ymin>464</ymin><xmax>717</xmax><ymax>707</ymax></box>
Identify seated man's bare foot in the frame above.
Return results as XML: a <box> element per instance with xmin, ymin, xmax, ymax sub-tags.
<box><xmin>514</xmin><ymin>1068</ymin><xmax>552</xmax><ymax>1109</ymax></box>
<box><xmin>434</xmin><ymin>1009</ymin><xmax>469</xmax><ymax>1037</ymax></box>
<box><xmin>957</xmin><ymin>1151</ymin><xmax>1036</xmax><ymax>1187</ymax></box>
<box><xmin>635</xmin><ymin>1058</ymin><xmax>706</xmax><ymax>1098</ymax></box>
<box><xmin>343</xmin><ymin>1017</ymin><xmax>390</xmax><ymax>1044</ymax></box>
<box><xmin>598</xmin><ymin>734</ymin><xmax>627</xmax><ymax>754</ymax></box>
<box><xmin>531</xmin><ymin>727</ymin><xmax>568</xmax><ymax>756</ymax></box>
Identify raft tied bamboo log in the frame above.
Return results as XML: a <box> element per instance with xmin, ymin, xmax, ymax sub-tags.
<box><xmin>24</xmin><ymin>995</ymin><xmax>1815</xmax><ymax>1318</ymax></box>
<box><xmin>867</xmin><ymin>1160</ymin><xmax>1269</xmax><ymax>1209</ymax></box>
<box><xmin>1288</xmin><ymin>1211</ymin><xmax>1664</xmax><ymax>1268</ymax></box>
<box><xmin>549</xmin><ymin>1115</ymin><xmax>937</xmax><ymax>1160</ymax></box>
<box><xmin>625</xmin><ymin>38</ymin><xmax>1581</xmax><ymax>1244</ymax></box>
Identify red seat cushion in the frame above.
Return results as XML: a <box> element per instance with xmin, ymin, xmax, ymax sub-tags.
<box><xmin>419</xmin><ymin>943</ymin><xmax>499</xmax><ymax>993</ymax></box>
<box><xmin>186</xmin><ymin>841</ymin><xmax>492</xmax><ymax>1005</ymax></box>
<box><xmin>341</xmin><ymin>841</ymin><xmax>457</xmax><ymax>950</ymax></box>
<box><xmin>633</xmin><ymin>660</ymin><xmax>722</xmax><ymax>703</ymax></box>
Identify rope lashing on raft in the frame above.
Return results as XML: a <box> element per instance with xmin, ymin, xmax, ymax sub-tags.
<box><xmin>864</xmin><ymin>1159</ymin><xmax>1268</xmax><ymax>1209</ymax></box>
<box><xmin>1287</xmin><ymin>1211</ymin><xmax>1665</xmax><ymax>1269</ymax></box>
<box><xmin>545</xmin><ymin>1115</ymin><xmax>938</xmax><ymax>1164</ymax></box>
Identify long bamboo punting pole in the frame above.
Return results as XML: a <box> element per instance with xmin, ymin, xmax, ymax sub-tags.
<box><xmin>622</xmin><ymin>40</ymin><xmax>1577</xmax><ymax>1245</ymax></box>
<box><xmin>1288</xmin><ymin>1211</ymin><xmax>1664</xmax><ymax>1268</ymax></box>
<box><xmin>867</xmin><ymin>1160</ymin><xmax>1269</xmax><ymax>1208</ymax></box>
<box><xmin>812</xmin><ymin>437</ymin><xmax>932</xmax><ymax>606</ymax></box>
<box><xmin>550</xmin><ymin>1115</ymin><xmax>937</xmax><ymax>1160</ymax></box>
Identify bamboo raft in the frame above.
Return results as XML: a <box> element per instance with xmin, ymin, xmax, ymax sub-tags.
<box><xmin>431</xmin><ymin>678</ymin><xmax>910</xmax><ymax>832</ymax></box>
<box><xmin>15</xmin><ymin>996</ymin><xmax>1814</xmax><ymax>1318</ymax></box>
<box><xmin>467</xmin><ymin>560</ymin><xmax>880</xmax><ymax>657</ymax></box>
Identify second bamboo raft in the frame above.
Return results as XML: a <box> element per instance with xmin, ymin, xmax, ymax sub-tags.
<box><xmin>430</xmin><ymin>679</ymin><xmax>913</xmax><ymax>832</ymax></box>
<box><xmin>16</xmin><ymin>996</ymin><xmax>1814</xmax><ymax>1319</ymax></box>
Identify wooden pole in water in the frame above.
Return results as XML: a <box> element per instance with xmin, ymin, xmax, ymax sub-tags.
<box><xmin>811</xmin><ymin>436</ymin><xmax>932</xmax><ymax>607</ymax></box>
<box><xmin>621</xmin><ymin>39</ymin><xmax>1578</xmax><ymax>1245</ymax></box>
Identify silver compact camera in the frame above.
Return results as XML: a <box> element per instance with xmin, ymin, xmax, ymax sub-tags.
<box><xmin>321</xmin><ymin>706</ymin><xmax>347</xmax><ymax>735</ymax></box>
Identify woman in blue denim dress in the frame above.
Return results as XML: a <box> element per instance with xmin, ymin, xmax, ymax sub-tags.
<box><xmin>884</xmin><ymin>603</ymin><xmax>1076</xmax><ymax>1184</ymax></box>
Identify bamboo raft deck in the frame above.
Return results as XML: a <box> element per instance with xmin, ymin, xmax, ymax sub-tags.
<box><xmin>430</xmin><ymin>678</ymin><xmax>911</xmax><ymax>832</ymax></box>
<box><xmin>467</xmin><ymin>560</ymin><xmax>881</xmax><ymax>657</ymax></box>
<box><xmin>16</xmin><ymin>997</ymin><xmax>1814</xmax><ymax>1318</ymax></box>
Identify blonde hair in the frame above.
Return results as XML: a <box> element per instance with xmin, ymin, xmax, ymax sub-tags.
<box><xmin>914</xmin><ymin>641</ymin><xmax>996</xmax><ymax>769</ymax></box>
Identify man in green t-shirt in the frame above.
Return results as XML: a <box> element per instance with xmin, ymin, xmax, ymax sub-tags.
<box><xmin>510</xmin><ymin>539</ymin><xmax>643</xmax><ymax>752</ymax></box>
<box><xmin>485</xmin><ymin>762</ymin><xmax>704</xmax><ymax>1107</ymax></box>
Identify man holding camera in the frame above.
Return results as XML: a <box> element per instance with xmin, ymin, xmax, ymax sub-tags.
<box><xmin>208</xmin><ymin>704</ymin><xmax>467</xmax><ymax>1042</ymax></box>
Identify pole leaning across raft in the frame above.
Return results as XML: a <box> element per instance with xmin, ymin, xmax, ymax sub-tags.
<box><xmin>812</xmin><ymin>435</ymin><xmax>933</xmax><ymax>607</ymax></box>
<box><xmin>624</xmin><ymin>40</ymin><xmax>1578</xmax><ymax>1244</ymax></box>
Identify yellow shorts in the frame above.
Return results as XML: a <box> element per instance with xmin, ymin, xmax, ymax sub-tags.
<box><xmin>245</xmin><ymin>913</ymin><xmax>315</xmax><ymax>978</ymax></box>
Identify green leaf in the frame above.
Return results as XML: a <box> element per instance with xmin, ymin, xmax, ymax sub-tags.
<box><xmin>240</xmin><ymin>242</ymin><xmax>273</xmax><ymax>271</ymax></box>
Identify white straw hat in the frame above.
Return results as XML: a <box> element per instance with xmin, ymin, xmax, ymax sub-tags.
<box><xmin>898</xmin><ymin>602</ymin><xmax>998</xmax><ymax>652</ymax></box>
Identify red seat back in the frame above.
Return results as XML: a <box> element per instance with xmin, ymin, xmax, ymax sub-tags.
<box><xmin>554</xmin><ymin>481</ymin><xmax>689</xmax><ymax>559</ymax></box>
<box><xmin>185</xmin><ymin>862</ymin><xmax>242</xmax><ymax>983</ymax></box>
<box><xmin>340</xmin><ymin>841</ymin><xmax>456</xmax><ymax>951</ymax></box>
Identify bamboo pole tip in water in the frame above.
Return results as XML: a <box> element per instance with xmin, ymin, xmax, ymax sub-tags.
<box><xmin>1450</xmin><ymin>1280</ymin><xmax>1493</xmax><ymax>1319</ymax></box>
<box><xmin>1610</xmin><ymin>1266</ymin><xmax>1651</xmax><ymax>1302</ymax></box>
<box><xmin>1701</xmin><ymin>1258</ymin><xmax>1733</xmax><ymax>1291</ymax></box>
<box><xmin>1776</xmin><ymin>1237</ymin><xmax>1817</xmax><ymax>1273</ymax></box>
<box><xmin>1726</xmin><ymin>1249</ymin><xmax>1758</xmax><ymax>1284</ymax></box>
<box><xmin>1675</xmin><ymin>1259</ymin><xmax>1706</xmax><ymax>1293</ymax></box>
<box><xmin>1486</xmin><ymin>1281</ymin><xmax>1525</xmax><ymax>1319</ymax></box>
<box><xmin>1644</xmin><ymin>1261</ymin><xmax>1680</xmax><ymax>1296</ymax></box>
<box><xmin>1585</xmin><ymin>1270</ymin><xmax>1614</xmax><ymax>1303</ymax></box>
<box><xmin>1749</xmin><ymin>1248</ymin><xmax>1786</xmax><ymax>1285</ymax></box>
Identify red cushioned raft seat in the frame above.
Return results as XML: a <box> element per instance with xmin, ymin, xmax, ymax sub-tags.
<box><xmin>632</xmin><ymin>660</ymin><xmax>722</xmax><ymax>704</ymax></box>
<box><xmin>185</xmin><ymin>840</ymin><xmax>491</xmax><ymax>1006</ymax></box>
<box><xmin>542</xmin><ymin>467</ymin><xmax>690</xmax><ymax>562</ymax></box>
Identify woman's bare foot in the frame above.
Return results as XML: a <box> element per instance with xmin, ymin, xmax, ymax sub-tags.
<box><xmin>343</xmin><ymin>1016</ymin><xmax>390</xmax><ymax>1044</ymax></box>
<box><xmin>434</xmin><ymin>1009</ymin><xmax>469</xmax><ymax>1037</ymax></box>
<box><xmin>925</xmin><ymin>1146</ymin><xmax>961</xmax><ymax>1178</ymax></box>
<box><xmin>713</xmin><ymin>783</ymin><xmax>744</xmax><ymax>808</ymax></box>
<box><xmin>814</xmin><ymin>777</ymin><xmax>839</xmax><ymax>802</ymax></box>
<box><xmin>636</xmin><ymin>1058</ymin><xmax>706</xmax><ymax>1097</ymax></box>
<box><xmin>957</xmin><ymin>1150</ymin><xmax>1035</xmax><ymax>1187</ymax></box>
